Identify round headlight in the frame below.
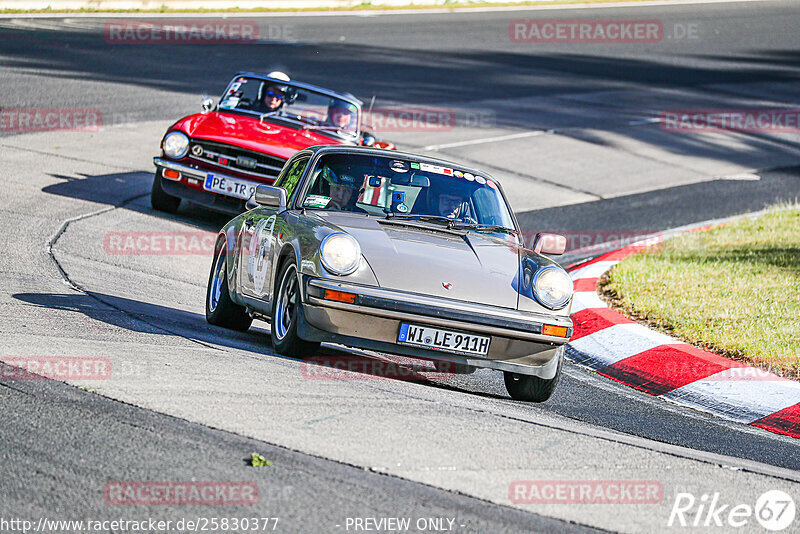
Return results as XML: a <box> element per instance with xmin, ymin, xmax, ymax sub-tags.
<box><xmin>533</xmin><ymin>266</ymin><xmax>573</xmax><ymax>310</ymax></box>
<box><xmin>163</xmin><ymin>131</ymin><xmax>189</xmax><ymax>159</ymax></box>
<box><xmin>320</xmin><ymin>233</ymin><xmax>361</xmax><ymax>275</ymax></box>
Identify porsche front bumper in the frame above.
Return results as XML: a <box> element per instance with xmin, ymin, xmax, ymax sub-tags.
<box><xmin>299</xmin><ymin>277</ymin><xmax>572</xmax><ymax>378</ymax></box>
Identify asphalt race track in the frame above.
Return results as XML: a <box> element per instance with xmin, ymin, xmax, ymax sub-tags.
<box><xmin>1</xmin><ymin>1</ymin><xmax>800</xmax><ymax>532</ymax></box>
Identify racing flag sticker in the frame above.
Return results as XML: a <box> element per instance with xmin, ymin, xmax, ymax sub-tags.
<box><xmin>420</xmin><ymin>163</ymin><xmax>453</xmax><ymax>176</ymax></box>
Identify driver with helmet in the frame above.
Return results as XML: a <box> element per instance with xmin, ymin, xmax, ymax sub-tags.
<box><xmin>326</xmin><ymin>99</ymin><xmax>358</xmax><ymax>132</ymax></box>
<box><xmin>322</xmin><ymin>168</ymin><xmax>361</xmax><ymax>211</ymax></box>
<box><xmin>255</xmin><ymin>71</ymin><xmax>291</xmax><ymax>114</ymax></box>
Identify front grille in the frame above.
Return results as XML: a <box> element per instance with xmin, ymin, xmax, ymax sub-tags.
<box><xmin>189</xmin><ymin>139</ymin><xmax>285</xmax><ymax>181</ymax></box>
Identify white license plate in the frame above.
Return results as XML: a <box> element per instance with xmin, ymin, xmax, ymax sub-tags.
<box><xmin>204</xmin><ymin>173</ymin><xmax>257</xmax><ymax>200</ymax></box>
<box><xmin>397</xmin><ymin>323</ymin><xmax>490</xmax><ymax>357</ymax></box>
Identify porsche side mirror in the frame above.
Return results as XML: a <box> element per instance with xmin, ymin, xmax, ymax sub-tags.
<box><xmin>532</xmin><ymin>233</ymin><xmax>567</xmax><ymax>255</ymax></box>
<box><xmin>201</xmin><ymin>97</ymin><xmax>215</xmax><ymax>113</ymax></box>
<box><xmin>251</xmin><ymin>185</ymin><xmax>287</xmax><ymax>210</ymax></box>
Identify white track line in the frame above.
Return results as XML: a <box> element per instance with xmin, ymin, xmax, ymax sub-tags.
<box><xmin>422</xmin><ymin>130</ymin><xmax>548</xmax><ymax>151</ymax></box>
<box><xmin>0</xmin><ymin>0</ymin><xmax>766</xmax><ymax>19</ymax></box>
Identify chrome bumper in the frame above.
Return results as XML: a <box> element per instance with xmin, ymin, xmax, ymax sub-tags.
<box><xmin>153</xmin><ymin>157</ymin><xmax>263</xmax><ymax>190</ymax></box>
<box><xmin>299</xmin><ymin>277</ymin><xmax>571</xmax><ymax>377</ymax></box>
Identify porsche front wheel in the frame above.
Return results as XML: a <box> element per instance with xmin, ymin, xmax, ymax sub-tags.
<box><xmin>271</xmin><ymin>258</ymin><xmax>320</xmax><ymax>358</ymax></box>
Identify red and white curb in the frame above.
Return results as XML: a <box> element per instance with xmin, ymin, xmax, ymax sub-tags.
<box><xmin>565</xmin><ymin>233</ymin><xmax>800</xmax><ymax>440</ymax></box>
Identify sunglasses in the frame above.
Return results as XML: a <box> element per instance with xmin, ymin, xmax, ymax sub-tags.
<box><xmin>266</xmin><ymin>90</ymin><xmax>284</xmax><ymax>99</ymax></box>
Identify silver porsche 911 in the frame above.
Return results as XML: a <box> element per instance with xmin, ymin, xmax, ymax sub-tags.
<box><xmin>205</xmin><ymin>145</ymin><xmax>574</xmax><ymax>401</ymax></box>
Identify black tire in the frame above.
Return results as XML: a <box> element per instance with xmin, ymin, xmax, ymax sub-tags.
<box><xmin>206</xmin><ymin>239</ymin><xmax>252</xmax><ymax>332</ymax></box>
<box><xmin>151</xmin><ymin>169</ymin><xmax>181</xmax><ymax>214</ymax></box>
<box><xmin>503</xmin><ymin>348</ymin><xmax>563</xmax><ymax>402</ymax></box>
<box><xmin>271</xmin><ymin>257</ymin><xmax>320</xmax><ymax>358</ymax></box>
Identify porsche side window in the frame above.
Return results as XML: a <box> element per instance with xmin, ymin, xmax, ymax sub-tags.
<box><xmin>276</xmin><ymin>156</ymin><xmax>309</xmax><ymax>204</ymax></box>
<box><xmin>472</xmin><ymin>187</ymin><xmax>515</xmax><ymax>228</ymax></box>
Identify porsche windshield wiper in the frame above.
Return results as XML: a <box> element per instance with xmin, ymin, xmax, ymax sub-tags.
<box><xmin>450</xmin><ymin>222</ymin><xmax>517</xmax><ymax>234</ymax></box>
<box><xmin>384</xmin><ymin>213</ymin><xmax>456</xmax><ymax>228</ymax></box>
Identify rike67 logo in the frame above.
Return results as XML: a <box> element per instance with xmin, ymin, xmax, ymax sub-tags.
<box><xmin>668</xmin><ymin>490</ymin><xmax>796</xmax><ymax>531</ymax></box>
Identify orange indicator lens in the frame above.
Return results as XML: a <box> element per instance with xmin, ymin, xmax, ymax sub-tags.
<box><xmin>542</xmin><ymin>324</ymin><xmax>569</xmax><ymax>337</ymax></box>
<box><xmin>323</xmin><ymin>289</ymin><xmax>357</xmax><ymax>304</ymax></box>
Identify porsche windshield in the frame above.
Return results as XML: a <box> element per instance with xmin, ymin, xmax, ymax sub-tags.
<box><xmin>218</xmin><ymin>76</ymin><xmax>360</xmax><ymax>139</ymax></box>
<box><xmin>301</xmin><ymin>153</ymin><xmax>516</xmax><ymax>231</ymax></box>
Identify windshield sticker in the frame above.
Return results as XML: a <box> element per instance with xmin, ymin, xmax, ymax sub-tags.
<box><xmin>410</xmin><ymin>162</ymin><xmax>420</xmax><ymax>170</ymax></box>
<box><xmin>420</xmin><ymin>163</ymin><xmax>453</xmax><ymax>176</ymax></box>
<box><xmin>396</xmin><ymin>203</ymin><xmax>409</xmax><ymax>213</ymax></box>
<box><xmin>304</xmin><ymin>195</ymin><xmax>331</xmax><ymax>208</ymax></box>
<box><xmin>228</xmin><ymin>82</ymin><xmax>242</xmax><ymax>93</ymax></box>
<box><xmin>486</xmin><ymin>179</ymin><xmax>498</xmax><ymax>189</ymax></box>
<box><xmin>219</xmin><ymin>97</ymin><xmax>240</xmax><ymax>109</ymax></box>
<box><xmin>453</xmin><ymin>170</ymin><xmax>464</xmax><ymax>178</ymax></box>
<box><xmin>475</xmin><ymin>176</ymin><xmax>486</xmax><ymax>185</ymax></box>
<box><xmin>463</xmin><ymin>172</ymin><xmax>475</xmax><ymax>181</ymax></box>
<box><xmin>390</xmin><ymin>160</ymin><xmax>409</xmax><ymax>173</ymax></box>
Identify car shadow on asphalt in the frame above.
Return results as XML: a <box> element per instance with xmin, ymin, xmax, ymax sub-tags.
<box><xmin>42</xmin><ymin>170</ymin><xmax>232</xmax><ymax>232</ymax></box>
<box><xmin>11</xmin><ymin>290</ymin><xmax>493</xmax><ymax>394</ymax></box>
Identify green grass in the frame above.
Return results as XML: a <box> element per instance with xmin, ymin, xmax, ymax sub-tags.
<box><xmin>249</xmin><ymin>452</ymin><xmax>272</xmax><ymax>467</ymax></box>
<box><xmin>0</xmin><ymin>0</ymin><xmax>663</xmax><ymax>15</ymax></box>
<box><xmin>600</xmin><ymin>206</ymin><xmax>800</xmax><ymax>378</ymax></box>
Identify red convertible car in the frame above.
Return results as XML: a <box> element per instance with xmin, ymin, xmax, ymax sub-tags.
<box><xmin>152</xmin><ymin>72</ymin><xmax>393</xmax><ymax>215</ymax></box>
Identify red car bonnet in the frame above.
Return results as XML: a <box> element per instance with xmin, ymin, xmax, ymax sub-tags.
<box><xmin>171</xmin><ymin>112</ymin><xmax>353</xmax><ymax>160</ymax></box>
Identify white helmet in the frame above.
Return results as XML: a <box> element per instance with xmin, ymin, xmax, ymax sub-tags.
<box><xmin>266</xmin><ymin>71</ymin><xmax>290</xmax><ymax>82</ymax></box>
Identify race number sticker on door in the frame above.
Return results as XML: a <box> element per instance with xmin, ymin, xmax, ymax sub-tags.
<box><xmin>247</xmin><ymin>215</ymin><xmax>276</xmax><ymax>295</ymax></box>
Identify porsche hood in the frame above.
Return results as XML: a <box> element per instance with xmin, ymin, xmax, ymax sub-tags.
<box><xmin>315</xmin><ymin>213</ymin><xmax>520</xmax><ymax>309</ymax></box>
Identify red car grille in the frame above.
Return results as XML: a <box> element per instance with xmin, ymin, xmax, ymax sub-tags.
<box><xmin>189</xmin><ymin>140</ymin><xmax>285</xmax><ymax>181</ymax></box>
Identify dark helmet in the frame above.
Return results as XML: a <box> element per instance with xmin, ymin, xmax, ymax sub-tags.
<box><xmin>323</xmin><ymin>167</ymin><xmax>358</xmax><ymax>188</ymax></box>
<box><xmin>328</xmin><ymin>98</ymin><xmax>357</xmax><ymax>115</ymax></box>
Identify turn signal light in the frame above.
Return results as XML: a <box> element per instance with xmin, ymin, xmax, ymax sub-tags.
<box><xmin>542</xmin><ymin>324</ymin><xmax>569</xmax><ymax>337</ymax></box>
<box><xmin>323</xmin><ymin>289</ymin><xmax>357</xmax><ymax>304</ymax></box>
<box><xmin>163</xmin><ymin>169</ymin><xmax>180</xmax><ymax>180</ymax></box>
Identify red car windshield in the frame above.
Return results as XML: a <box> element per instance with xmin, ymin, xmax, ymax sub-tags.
<box><xmin>218</xmin><ymin>76</ymin><xmax>360</xmax><ymax>140</ymax></box>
